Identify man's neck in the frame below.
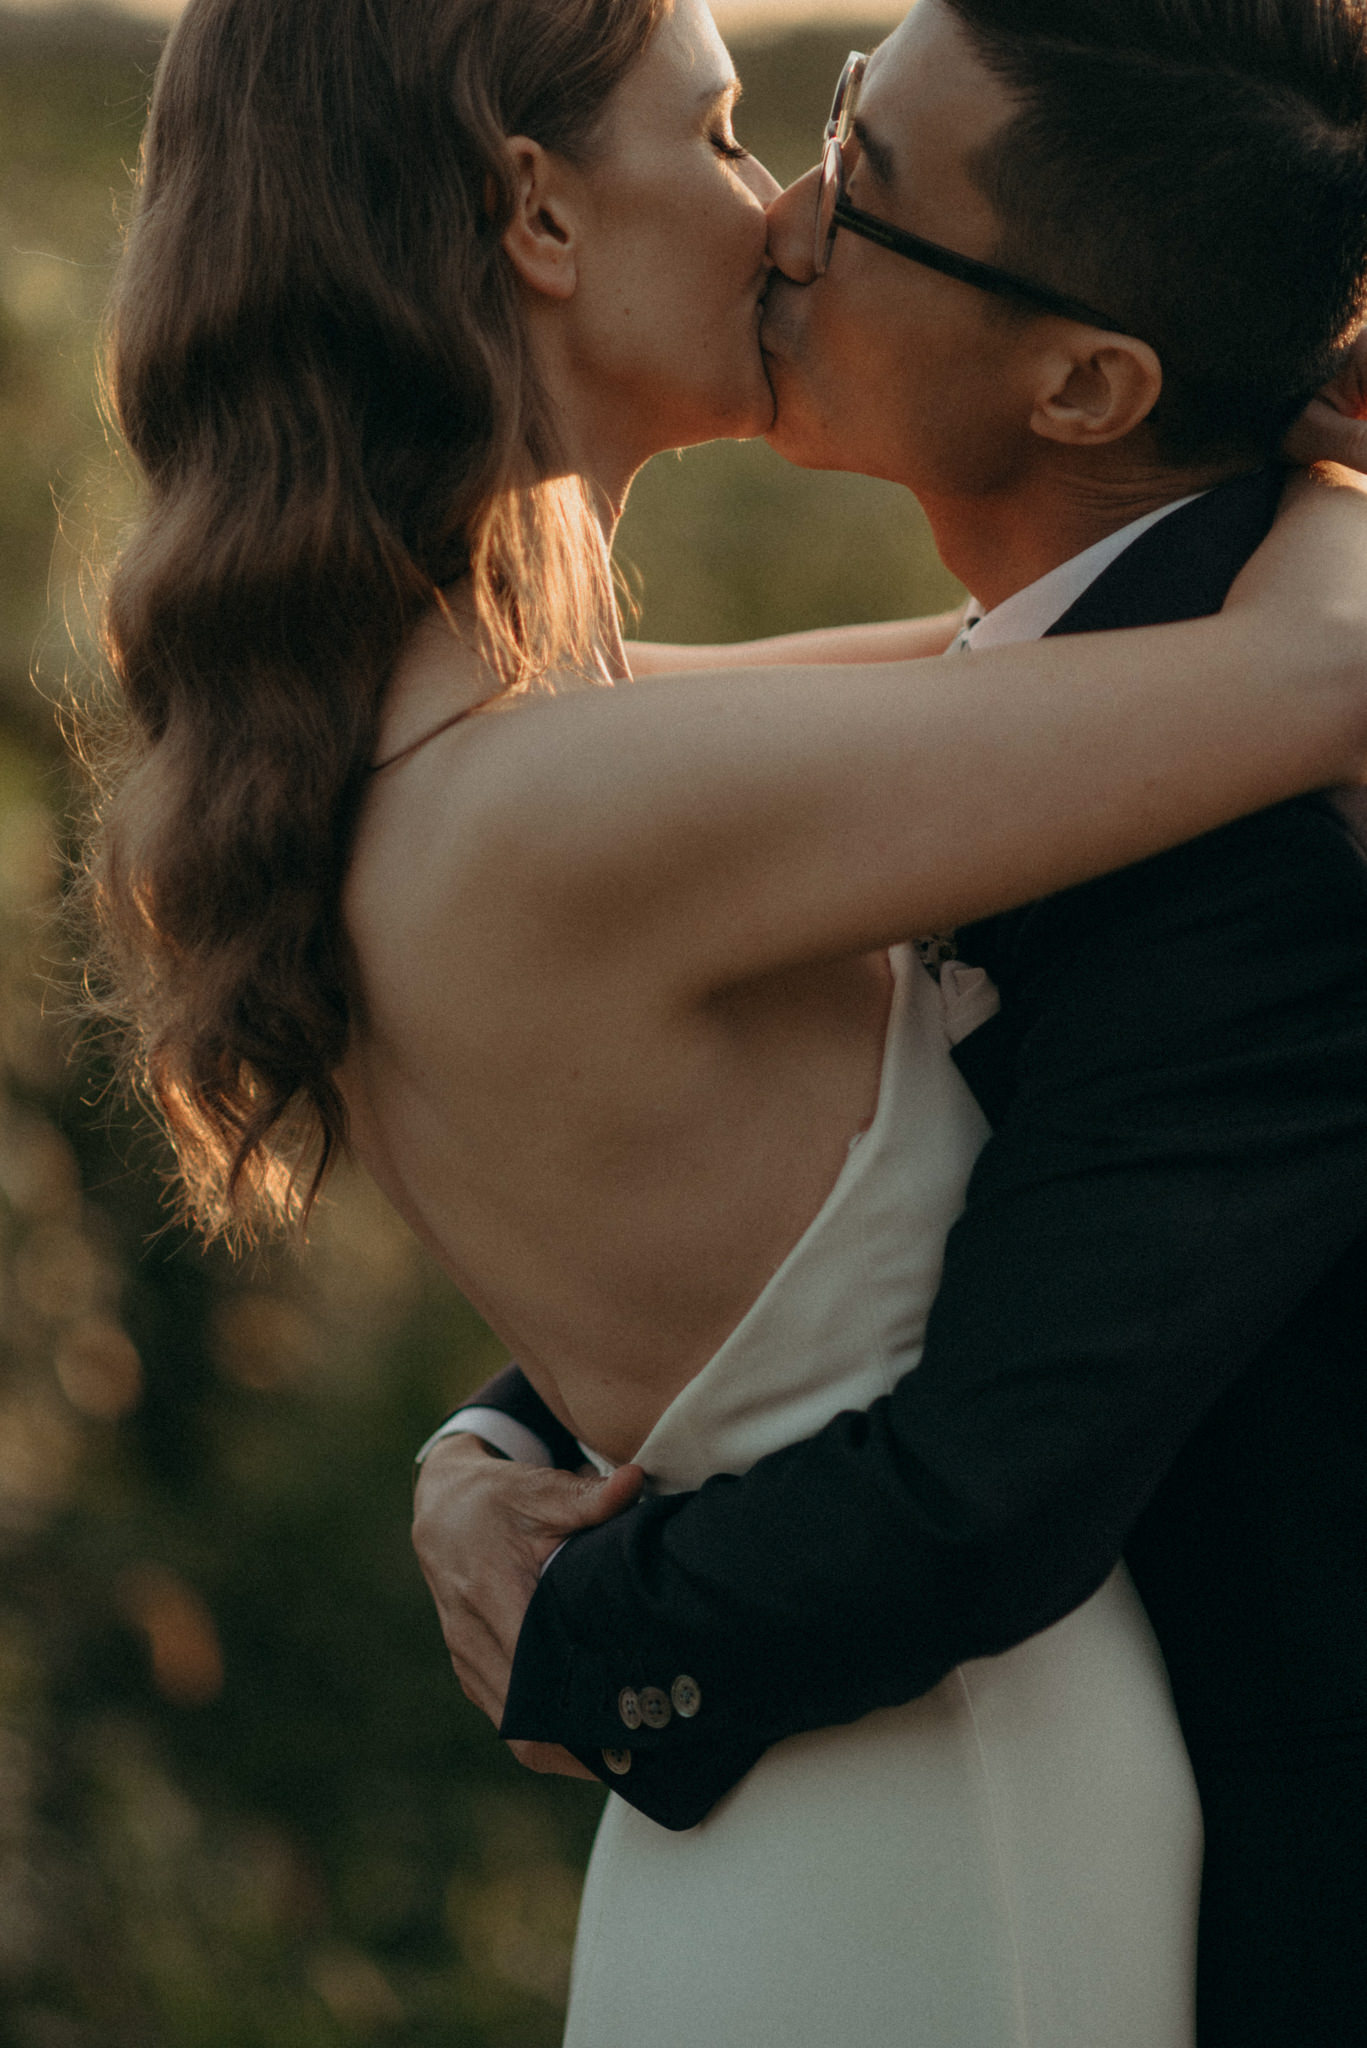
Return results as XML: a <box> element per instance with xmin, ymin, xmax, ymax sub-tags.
<box><xmin>922</xmin><ymin>460</ymin><xmax>1249</xmax><ymax>614</ymax></box>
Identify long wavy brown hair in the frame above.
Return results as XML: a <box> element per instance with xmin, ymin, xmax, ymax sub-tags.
<box><xmin>75</xmin><ymin>0</ymin><xmax>669</xmax><ymax>1242</ymax></box>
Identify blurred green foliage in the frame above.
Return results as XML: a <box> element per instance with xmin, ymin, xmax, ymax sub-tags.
<box><xmin>0</xmin><ymin>6</ymin><xmax>958</xmax><ymax>2043</ymax></box>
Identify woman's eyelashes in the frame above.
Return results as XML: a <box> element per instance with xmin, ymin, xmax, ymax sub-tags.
<box><xmin>710</xmin><ymin>129</ymin><xmax>750</xmax><ymax>161</ymax></box>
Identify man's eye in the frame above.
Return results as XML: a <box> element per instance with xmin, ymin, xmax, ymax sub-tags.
<box><xmin>711</xmin><ymin>131</ymin><xmax>750</xmax><ymax>162</ymax></box>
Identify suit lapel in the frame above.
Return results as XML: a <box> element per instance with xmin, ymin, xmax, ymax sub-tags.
<box><xmin>949</xmin><ymin>467</ymin><xmax>1282</xmax><ymax>1124</ymax></box>
<box><xmin>1034</xmin><ymin>466</ymin><xmax>1282</xmax><ymax>638</ymax></box>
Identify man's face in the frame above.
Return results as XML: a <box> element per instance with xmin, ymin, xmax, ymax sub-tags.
<box><xmin>760</xmin><ymin>0</ymin><xmax>1046</xmax><ymax>502</ymax></box>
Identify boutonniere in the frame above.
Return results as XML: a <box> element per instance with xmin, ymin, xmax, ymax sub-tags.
<box><xmin>913</xmin><ymin>932</ymin><xmax>959</xmax><ymax>982</ymax></box>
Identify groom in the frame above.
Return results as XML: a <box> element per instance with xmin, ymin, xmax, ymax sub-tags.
<box><xmin>414</xmin><ymin>1</ymin><xmax>1367</xmax><ymax>2039</ymax></box>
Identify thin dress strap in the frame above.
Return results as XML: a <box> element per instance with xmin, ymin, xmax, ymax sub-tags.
<box><xmin>368</xmin><ymin>705</ymin><xmax>480</xmax><ymax>773</ymax></box>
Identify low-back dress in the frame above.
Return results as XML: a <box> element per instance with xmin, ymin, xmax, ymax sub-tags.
<box><xmin>563</xmin><ymin>944</ymin><xmax>1201</xmax><ymax>2048</ymax></box>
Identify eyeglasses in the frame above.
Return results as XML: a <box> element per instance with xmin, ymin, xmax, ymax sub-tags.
<box><xmin>815</xmin><ymin>51</ymin><xmax>1138</xmax><ymax>335</ymax></box>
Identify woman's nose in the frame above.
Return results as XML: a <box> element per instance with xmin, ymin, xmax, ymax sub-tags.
<box><xmin>742</xmin><ymin>152</ymin><xmax>782</xmax><ymax>209</ymax></box>
<box><xmin>765</xmin><ymin>163</ymin><xmax>821</xmax><ymax>284</ymax></box>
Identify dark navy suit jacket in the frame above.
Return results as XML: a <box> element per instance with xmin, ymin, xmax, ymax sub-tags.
<box><xmin>463</xmin><ymin>472</ymin><xmax>1367</xmax><ymax>2045</ymax></box>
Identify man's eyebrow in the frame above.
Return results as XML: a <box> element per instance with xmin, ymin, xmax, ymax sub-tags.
<box><xmin>853</xmin><ymin>115</ymin><xmax>896</xmax><ymax>189</ymax></box>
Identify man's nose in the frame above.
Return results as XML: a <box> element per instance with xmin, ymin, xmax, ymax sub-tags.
<box><xmin>766</xmin><ymin>163</ymin><xmax>821</xmax><ymax>283</ymax></box>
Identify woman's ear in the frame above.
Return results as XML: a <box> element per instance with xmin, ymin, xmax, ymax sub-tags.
<box><xmin>500</xmin><ymin>136</ymin><xmax>579</xmax><ymax>301</ymax></box>
<box><xmin>1029</xmin><ymin>332</ymin><xmax>1164</xmax><ymax>447</ymax></box>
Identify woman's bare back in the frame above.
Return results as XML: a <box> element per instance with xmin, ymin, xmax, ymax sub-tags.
<box><xmin>340</xmin><ymin>650</ymin><xmax>894</xmax><ymax>1464</ymax></box>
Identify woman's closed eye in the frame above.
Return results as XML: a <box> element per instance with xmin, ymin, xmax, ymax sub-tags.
<box><xmin>703</xmin><ymin>76</ymin><xmax>748</xmax><ymax>163</ymax></box>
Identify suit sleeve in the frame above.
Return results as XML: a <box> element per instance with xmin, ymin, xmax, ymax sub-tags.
<box><xmin>449</xmin><ymin>1363</ymin><xmax>585</xmax><ymax>1471</ymax></box>
<box><xmin>500</xmin><ymin>799</ymin><xmax>1367</xmax><ymax>1829</ymax></box>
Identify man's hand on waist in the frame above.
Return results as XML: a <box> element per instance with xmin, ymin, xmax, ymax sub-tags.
<box><xmin>411</xmin><ymin>1430</ymin><xmax>643</xmax><ymax>1769</ymax></box>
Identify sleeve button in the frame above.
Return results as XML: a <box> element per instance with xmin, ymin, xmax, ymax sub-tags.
<box><xmin>602</xmin><ymin>1747</ymin><xmax>633</xmax><ymax>1776</ymax></box>
<box><xmin>671</xmin><ymin>1675</ymin><xmax>702</xmax><ymax>1719</ymax></box>
<box><xmin>638</xmin><ymin>1686</ymin><xmax>672</xmax><ymax>1730</ymax></box>
<box><xmin>617</xmin><ymin>1687</ymin><xmax>642</xmax><ymax>1730</ymax></box>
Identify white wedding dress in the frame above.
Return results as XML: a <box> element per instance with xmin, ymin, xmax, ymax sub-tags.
<box><xmin>563</xmin><ymin>946</ymin><xmax>1201</xmax><ymax>2048</ymax></box>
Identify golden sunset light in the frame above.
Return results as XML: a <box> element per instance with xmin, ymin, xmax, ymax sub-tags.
<box><xmin>4</xmin><ymin>0</ymin><xmax>904</xmax><ymax>24</ymax></box>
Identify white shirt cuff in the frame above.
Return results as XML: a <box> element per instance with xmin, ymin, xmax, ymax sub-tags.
<box><xmin>415</xmin><ymin>1408</ymin><xmax>556</xmax><ymax>1469</ymax></box>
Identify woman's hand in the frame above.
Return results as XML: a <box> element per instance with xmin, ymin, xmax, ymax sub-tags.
<box><xmin>1225</xmin><ymin>460</ymin><xmax>1367</xmax><ymax>637</ymax></box>
<box><xmin>1282</xmin><ymin>329</ymin><xmax>1367</xmax><ymax>471</ymax></box>
<box><xmin>1224</xmin><ymin>460</ymin><xmax>1367</xmax><ymax>784</ymax></box>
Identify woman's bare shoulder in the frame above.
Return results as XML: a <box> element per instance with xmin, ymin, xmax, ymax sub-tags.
<box><xmin>349</xmin><ymin>624</ymin><xmax>607</xmax><ymax>1032</ymax></box>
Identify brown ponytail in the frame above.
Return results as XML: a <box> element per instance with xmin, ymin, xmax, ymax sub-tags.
<box><xmin>76</xmin><ymin>0</ymin><xmax>668</xmax><ymax>1240</ymax></box>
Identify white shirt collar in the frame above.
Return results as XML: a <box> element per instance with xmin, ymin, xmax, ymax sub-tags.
<box><xmin>963</xmin><ymin>493</ymin><xmax>1207</xmax><ymax>652</ymax></box>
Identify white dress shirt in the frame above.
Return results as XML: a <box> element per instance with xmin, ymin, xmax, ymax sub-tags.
<box><xmin>962</xmin><ymin>493</ymin><xmax>1204</xmax><ymax>651</ymax></box>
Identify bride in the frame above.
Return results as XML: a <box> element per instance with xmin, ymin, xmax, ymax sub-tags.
<box><xmin>82</xmin><ymin>0</ymin><xmax>1367</xmax><ymax>2039</ymax></box>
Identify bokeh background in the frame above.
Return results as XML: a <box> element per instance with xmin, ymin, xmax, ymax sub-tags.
<box><xmin>0</xmin><ymin>6</ymin><xmax>960</xmax><ymax>2042</ymax></box>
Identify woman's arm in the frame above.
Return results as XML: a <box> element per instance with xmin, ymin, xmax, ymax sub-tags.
<box><xmin>449</xmin><ymin>468</ymin><xmax>1367</xmax><ymax>1000</ymax></box>
<box><xmin>621</xmin><ymin>345</ymin><xmax>1367</xmax><ymax>683</ymax></box>
<box><xmin>626</xmin><ymin>611</ymin><xmax>966</xmax><ymax>674</ymax></box>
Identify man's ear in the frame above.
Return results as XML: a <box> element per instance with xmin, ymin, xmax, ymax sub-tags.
<box><xmin>500</xmin><ymin>136</ymin><xmax>579</xmax><ymax>302</ymax></box>
<box><xmin>1029</xmin><ymin>333</ymin><xmax>1163</xmax><ymax>447</ymax></box>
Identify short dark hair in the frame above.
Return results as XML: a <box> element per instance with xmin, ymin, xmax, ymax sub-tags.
<box><xmin>942</xmin><ymin>0</ymin><xmax>1367</xmax><ymax>462</ymax></box>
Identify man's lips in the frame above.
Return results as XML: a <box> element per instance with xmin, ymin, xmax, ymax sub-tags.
<box><xmin>758</xmin><ymin>309</ymin><xmax>785</xmax><ymax>364</ymax></box>
<box><xmin>757</xmin><ymin>272</ymin><xmax>795</xmax><ymax>362</ymax></box>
